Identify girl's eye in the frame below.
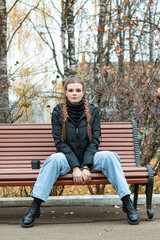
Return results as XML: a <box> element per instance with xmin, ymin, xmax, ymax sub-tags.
<box><xmin>68</xmin><ymin>89</ymin><xmax>82</xmax><ymax>92</ymax></box>
<box><xmin>76</xmin><ymin>89</ymin><xmax>82</xmax><ymax>92</ymax></box>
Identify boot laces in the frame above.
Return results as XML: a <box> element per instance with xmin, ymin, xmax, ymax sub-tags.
<box><xmin>124</xmin><ymin>198</ymin><xmax>135</xmax><ymax>212</ymax></box>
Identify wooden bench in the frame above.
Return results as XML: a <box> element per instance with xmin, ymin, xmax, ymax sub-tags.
<box><xmin>0</xmin><ymin>120</ymin><xmax>154</xmax><ymax>219</ymax></box>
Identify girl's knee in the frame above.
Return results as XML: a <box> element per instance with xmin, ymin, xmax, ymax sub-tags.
<box><xmin>103</xmin><ymin>151</ymin><xmax>120</xmax><ymax>161</ymax></box>
<box><xmin>100</xmin><ymin>151</ymin><xmax>120</xmax><ymax>166</ymax></box>
<box><xmin>44</xmin><ymin>153</ymin><xmax>66</xmax><ymax>167</ymax></box>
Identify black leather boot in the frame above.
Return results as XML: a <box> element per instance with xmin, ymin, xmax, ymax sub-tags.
<box><xmin>21</xmin><ymin>198</ymin><xmax>42</xmax><ymax>228</ymax></box>
<box><xmin>122</xmin><ymin>195</ymin><xmax>140</xmax><ymax>225</ymax></box>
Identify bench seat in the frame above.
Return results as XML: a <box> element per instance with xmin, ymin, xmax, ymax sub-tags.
<box><xmin>0</xmin><ymin>121</ymin><xmax>154</xmax><ymax>219</ymax></box>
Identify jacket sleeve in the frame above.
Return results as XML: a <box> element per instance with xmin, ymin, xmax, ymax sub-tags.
<box><xmin>51</xmin><ymin>107</ymin><xmax>80</xmax><ymax>169</ymax></box>
<box><xmin>82</xmin><ymin>107</ymin><xmax>101</xmax><ymax>168</ymax></box>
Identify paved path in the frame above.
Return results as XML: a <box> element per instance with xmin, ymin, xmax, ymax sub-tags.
<box><xmin>0</xmin><ymin>204</ymin><xmax>160</xmax><ymax>240</ymax></box>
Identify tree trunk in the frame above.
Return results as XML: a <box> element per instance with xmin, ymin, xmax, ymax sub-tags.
<box><xmin>117</xmin><ymin>0</ymin><xmax>125</xmax><ymax>79</ymax></box>
<box><xmin>148</xmin><ymin>4</ymin><xmax>153</xmax><ymax>68</ymax></box>
<box><xmin>0</xmin><ymin>0</ymin><xmax>9</xmax><ymax>123</ymax></box>
<box><xmin>61</xmin><ymin>0</ymin><xmax>68</xmax><ymax>77</ymax></box>
<box><xmin>94</xmin><ymin>0</ymin><xmax>107</xmax><ymax>111</ymax></box>
<box><xmin>67</xmin><ymin>0</ymin><xmax>76</xmax><ymax>76</ymax></box>
<box><xmin>61</xmin><ymin>0</ymin><xmax>76</xmax><ymax>77</ymax></box>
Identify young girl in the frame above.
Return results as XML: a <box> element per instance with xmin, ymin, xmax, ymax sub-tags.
<box><xmin>21</xmin><ymin>77</ymin><xmax>140</xmax><ymax>227</ymax></box>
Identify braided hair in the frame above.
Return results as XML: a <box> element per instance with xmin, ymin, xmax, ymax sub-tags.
<box><xmin>62</xmin><ymin>77</ymin><xmax>92</xmax><ymax>142</ymax></box>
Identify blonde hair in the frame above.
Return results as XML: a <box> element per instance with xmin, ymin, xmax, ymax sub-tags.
<box><xmin>62</xmin><ymin>77</ymin><xmax>92</xmax><ymax>142</ymax></box>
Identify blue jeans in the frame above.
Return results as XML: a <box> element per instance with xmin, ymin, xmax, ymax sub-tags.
<box><xmin>31</xmin><ymin>151</ymin><xmax>131</xmax><ymax>202</ymax></box>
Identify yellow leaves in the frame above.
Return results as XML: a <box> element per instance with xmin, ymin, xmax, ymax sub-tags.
<box><xmin>112</xmin><ymin>38</ymin><xmax>118</xmax><ymax>43</ymax></box>
<box><xmin>157</xmin><ymin>88</ymin><xmax>160</xmax><ymax>95</ymax></box>
<box><xmin>25</xmin><ymin>31</ymin><xmax>30</xmax><ymax>40</ymax></box>
<box><xmin>23</xmin><ymin>103</ymin><xmax>31</xmax><ymax>108</ymax></box>
<box><xmin>103</xmin><ymin>66</ymin><xmax>110</xmax><ymax>72</ymax></box>
<box><xmin>123</xmin><ymin>0</ymin><xmax>130</xmax><ymax>3</ymax></box>
<box><xmin>82</xmin><ymin>53</ymin><xmax>85</xmax><ymax>64</ymax></box>
<box><xmin>124</xmin><ymin>76</ymin><xmax>128</xmax><ymax>82</ymax></box>
<box><xmin>114</xmin><ymin>46</ymin><xmax>124</xmax><ymax>56</ymax></box>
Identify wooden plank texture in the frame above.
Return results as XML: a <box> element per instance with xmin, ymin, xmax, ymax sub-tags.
<box><xmin>0</xmin><ymin>122</ymin><xmax>149</xmax><ymax>187</ymax></box>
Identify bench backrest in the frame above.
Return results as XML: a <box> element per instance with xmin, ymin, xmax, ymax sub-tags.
<box><xmin>0</xmin><ymin>122</ymin><xmax>138</xmax><ymax>169</ymax></box>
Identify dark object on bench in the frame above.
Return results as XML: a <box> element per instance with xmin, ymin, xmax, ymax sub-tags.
<box><xmin>0</xmin><ymin>120</ymin><xmax>154</xmax><ymax>219</ymax></box>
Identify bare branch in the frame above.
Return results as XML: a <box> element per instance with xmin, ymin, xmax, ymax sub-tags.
<box><xmin>7</xmin><ymin>0</ymin><xmax>19</xmax><ymax>15</ymax></box>
<box><xmin>7</xmin><ymin>0</ymin><xmax>42</xmax><ymax>52</ymax></box>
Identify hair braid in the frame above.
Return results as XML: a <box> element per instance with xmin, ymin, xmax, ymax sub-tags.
<box><xmin>83</xmin><ymin>94</ymin><xmax>92</xmax><ymax>141</ymax></box>
<box><xmin>61</xmin><ymin>96</ymin><xmax>68</xmax><ymax>142</ymax></box>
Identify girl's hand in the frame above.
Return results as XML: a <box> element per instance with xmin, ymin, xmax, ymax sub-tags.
<box><xmin>82</xmin><ymin>169</ymin><xmax>92</xmax><ymax>184</ymax></box>
<box><xmin>72</xmin><ymin>167</ymin><xmax>83</xmax><ymax>185</ymax></box>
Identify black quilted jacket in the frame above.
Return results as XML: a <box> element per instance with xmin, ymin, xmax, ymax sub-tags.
<box><xmin>51</xmin><ymin>103</ymin><xmax>101</xmax><ymax>169</ymax></box>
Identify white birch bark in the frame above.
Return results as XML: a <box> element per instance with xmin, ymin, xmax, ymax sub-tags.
<box><xmin>61</xmin><ymin>0</ymin><xmax>69</xmax><ymax>76</ymax></box>
<box><xmin>61</xmin><ymin>0</ymin><xmax>76</xmax><ymax>77</ymax></box>
<box><xmin>67</xmin><ymin>0</ymin><xmax>76</xmax><ymax>76</ymax></box>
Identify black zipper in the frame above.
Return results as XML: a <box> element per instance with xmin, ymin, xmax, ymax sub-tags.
<box><xmin>68</xmin><ymin>116</ymin><xmax>80</xmax><ymax>147</ymax></box>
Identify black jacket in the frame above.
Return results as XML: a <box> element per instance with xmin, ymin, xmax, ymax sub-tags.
<box><xmin>51</xmin><ymin>103</ymin><xmax>101</xmax><ymax>169</ymax></box>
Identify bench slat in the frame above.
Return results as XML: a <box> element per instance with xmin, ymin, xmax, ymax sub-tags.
<box><xmin>0</xmin><ymin>167</ymin><xmax>148</xmax><ymax>174</ymax></box>
<box><xmin>0</xmin><ymin>151</ymin><xmax>136</xmax><ymax>156</ymax></box>
<box><xmin>0</xmin><ymin>177</ymin><xmax>149</xmax><ymax>187</ymax></box>
<box><xmin>0</xmin><ymin>129</ymin><xmax>133</xmax><ymax>135</ymax></box>
<box><xmin>0</xmin><ymin>163</ymin><xmax>137</xmax><ymax>167</ymax></box>
<box><xmin>0</xmin><ymin>142</ymin><xmax>134</xmax><ymax>147</ymax></box>
<box><xmin>0</xmin><ymin>172</ymin><xmax>149</xmax><ymax>182</ymax></box>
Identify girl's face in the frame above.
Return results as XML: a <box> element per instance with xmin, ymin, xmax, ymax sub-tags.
<box><xmin>65</xmin><ymin>83</ymin><xmax>84</xmax><ymax>104</ymax></box>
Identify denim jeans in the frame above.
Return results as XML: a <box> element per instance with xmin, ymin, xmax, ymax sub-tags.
<box><xmin>31</xmin><ymin>151</ymin><xmax>131</xmax><ymax>202</ymax></box>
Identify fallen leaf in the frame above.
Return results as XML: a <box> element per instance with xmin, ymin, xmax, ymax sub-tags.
<box><xmin>50</xmin><ymin>211</ymin><xmax>55</xmax><ymax>214</ymax></box>
<box><xmin>102</xmin><ymin>227</ymin><xmax>112</xmax><ymax>232</ymax></box>
<box><xmin>64</xmin><ymin>212</ymin><xmax>74</xmax><ymax>215</ymax></box>
<box><xmin>141</xmin><ymin>212</ymin><xmax>146</xmax><ymax>215</ymax></box>
<box><xmin>114</xmin><ymin>205</ymin><xmax>120</xmax><ymax>209</ymax></box>
<box><xmin>105</xmin><ymin>211</ymin><xmax>110</xmax><ymax>213</ymax></box>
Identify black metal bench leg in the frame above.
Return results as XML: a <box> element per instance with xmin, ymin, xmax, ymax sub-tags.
<box><xmin>145</xmin><ymin>165</ymin><xmax>154</xmax><ymax>220</ymax></box>
<box><xmin>133</xmin><ymin>184</ymin><xmax>139</xmax><ymax>209</ymax></box>
<box><xmin>146</xmin><ymin>182</ymin><xmax>154</xmax><ymax>219</ymax></box>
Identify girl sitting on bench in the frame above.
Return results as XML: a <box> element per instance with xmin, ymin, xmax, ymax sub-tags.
<box><xmin>21</xmin><ymin>77</ymin><xmax>139</xmax><ymax>227</ymax></box>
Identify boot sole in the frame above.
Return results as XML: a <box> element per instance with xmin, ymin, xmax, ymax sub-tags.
<box><xmin>21</xmin><ymin>211</ymin><xmax>40</xmax><ymax>228</ymax></box>
<box><xmin>123</xmin><ymin>208</ymin><xmax>140</xmax><ymax>225</ymax></box>
<box><xmin>126</xmin><ymin>216</ymin><xmax>140</xmax><ymax>225</ymax></box>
